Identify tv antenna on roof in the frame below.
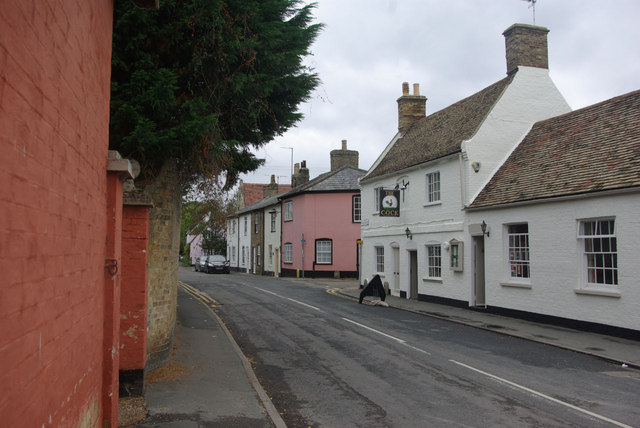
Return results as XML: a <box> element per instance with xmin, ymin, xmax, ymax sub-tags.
<box><xmin>522</xmin><ymin>0</ymin><xmax>537</xmax><ymax>25</ymax></box>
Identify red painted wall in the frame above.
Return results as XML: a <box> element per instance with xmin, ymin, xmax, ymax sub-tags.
<box><xmin>120</xmin><ymin>206</ymin><xmax>149</xmax><ymax>370</ymax></box>
<box><xmin>0</xmin><ymin>1</ymin><xmax>115</xmax><ymax>426</ymax></box>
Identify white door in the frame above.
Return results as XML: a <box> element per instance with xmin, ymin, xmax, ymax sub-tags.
<box><xmin>473</xmin><ymin>236</ymin><xmax>486</xmax><ymax>306</ymax></box>
<box><xmin>393</xmin><ymin>247</ymin><xmax>400</xmax><ymax>292</ymax></box>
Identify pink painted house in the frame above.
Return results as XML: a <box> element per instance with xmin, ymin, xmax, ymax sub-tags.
<box><xmin>279</xmin><ymin>141</ymin><xmax>365</xmax><ymax>278</ymax></box>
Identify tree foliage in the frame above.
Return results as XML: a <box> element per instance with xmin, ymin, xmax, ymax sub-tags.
<box><xmin>110</xmin><ymin>0</ymin><xmax>322</xmax><ymax>188</ymax></box>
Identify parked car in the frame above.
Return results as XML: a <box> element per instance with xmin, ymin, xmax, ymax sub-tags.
<box><xmin>195</xmin><ymin>256</ymin><xmax>207</xmax><ymax>272</ymax></box>
<box><xmin>206</xmin><ymin>255</ymin><xmax>230</xmax><ymax>274</ymax></box>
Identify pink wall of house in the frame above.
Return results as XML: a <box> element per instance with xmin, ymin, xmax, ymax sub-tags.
<box><xmin>188</xmin><ymin>233</ymin><xmax>204</xmax><ymax>265</ymax></box>
<box><xmin>281</xmin><ymin>192</ymin><xmax>360</xmax><ymax>275</ymax></box>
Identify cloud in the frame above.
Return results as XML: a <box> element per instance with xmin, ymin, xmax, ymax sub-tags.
<box><xmin>241</xmin><ymin>0</ymin><xmax>640</xmax><ymax>185</ymax></box>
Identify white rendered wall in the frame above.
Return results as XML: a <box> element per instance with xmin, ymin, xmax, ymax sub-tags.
<box><xmin>361</xmin><ymin>156</ymin><xmax>468</xmax><ymax>300</ymax></box>
<box><xmin>463</xmin><ymin>67</ymin><xmax>571</xmax><ymax>205</ymax></box>
<box><xmin>468</xmin><ymin>192</ymin><xmax>640</xmax><ymax>331</ymax></box>
<box><xmin>238</xmin><ymin>212</ymin><xmax>251</xmax><ymax>271</ymax></box>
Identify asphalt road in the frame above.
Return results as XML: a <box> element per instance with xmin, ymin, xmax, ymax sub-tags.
<box><xmin>180</xmin><ymin>268</ymin><xmax>640</xmax><ymax>428</ymax></box>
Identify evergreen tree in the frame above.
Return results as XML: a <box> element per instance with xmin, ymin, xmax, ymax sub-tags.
<box><xmin>109</xmin><ymin>0</ymin><xmax>322</xmax><ymax>188</ymax></box>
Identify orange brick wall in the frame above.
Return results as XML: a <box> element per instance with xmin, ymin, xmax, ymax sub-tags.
<box><xmin>0</xmin><ymin>1</ymin><xmax>114</xmax><ymax>426</ymax></box>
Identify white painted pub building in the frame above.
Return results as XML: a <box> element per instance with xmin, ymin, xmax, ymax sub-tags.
<box><xmin>358</xmin><ymin>24</ymin><xmax>640</xmax><ymax>334</ymax></box>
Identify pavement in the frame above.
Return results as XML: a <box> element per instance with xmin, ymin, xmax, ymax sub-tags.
<box><xmin>126</xmin><ymin>274</ymin><xmax>640</xmax><ymax>427</ymax></box>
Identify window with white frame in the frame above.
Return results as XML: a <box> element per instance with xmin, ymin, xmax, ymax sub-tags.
<box><xmin>450</xmin><ymin>239</ymin><xmax>463</xmax><ymax>271</ymax></box>
<box><xmin>352</xmin><ymin>195</ymin><xmax>361</xmax><ymax>222</ymax></box>
<box><xmin>254</xmin><ymin>213</ymin><xmax>259</xmax><ymax>234</ymax></box>
<box><xmin>508</xmin><ymin>224</ymin><xmax>530</xmax><ymax>279</ymax></box>
<box><xmin>244</xmin><ymin>217</ymin><xmax>247</xmax><ymax>236</ymax></box>
<box><xmin>373</xmin><ymin>187</ymin><xmax>382</xmax><ymax>212</ymax></box>
<box><xmin>270</xmin><ymin>211</ymin><xmax>277</xmax><ymax>232</ymax></box>
<box><xmin>375</xmin><ymin>246</ymin><xmax>384</xmax><ymax>272</ymax></box>
<box><xmin>425</xmin><ymin>171</ymin><xmax>441</xmax><ymax>204</ymax></box>
<box><xmin>283</xmin><ymin>242</ymin><xmax>293</xmax><ymax>263</ymax></box>
<box><xmin>269</xmin><ymin>244</ymin><xmax>273</xmax><ymax>264</ymax></box>
<box><xmin>257</xmin><ymin>245</ymin><xmax>261</xmax><ymax>266</ymax></box>
<box><xmin>426</xmin><ymin>244</ymin><xmax>442</xmax><ymax>278</ymax></box>
<box><xmin>578</xmin><ymin>219</ymin><xmax>617</xmax><ymax>286</ymax></box>
<box><xmin>284</xmin><ymin>201</ymin><xmax>293</xmax><ymax>221</ymax></box>
<box><xmin>315</xmin><ymin>239</ymin><xmax>332</xmax><ymax>264</ymax></box>
<box><xmin>231</xmin><ymin>246</ymin><xmax>236</xmax><ymax>262</ymax></box>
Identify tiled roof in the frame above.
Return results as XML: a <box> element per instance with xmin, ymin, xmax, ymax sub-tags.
<box><xmin>470</xmin><ymin>89</ymin><xmax>640</xmax><ymax>208</ymax></box>
<box><xmin>237</xmin><ymin>193</ymin><xmax>280</xmax><ymax>214</ymax></box>
<box><xmin>279</xmin><ymin>166</ymin><xmax>366</xmax><ymax>199</ymax></box>
<box><xmin>362</xmin><ymin>75</ymin><xmax>514</xmax><ymax>182</ymax></box>
<box><xmin>240</xmin><ymin>182</ymin><xmax>291</xmax><ymax>208</ymax></box>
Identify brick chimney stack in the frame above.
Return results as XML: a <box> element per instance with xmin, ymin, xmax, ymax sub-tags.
<box><xmin>330</xmin><ymin>139</ymin><xmax>359</xmax><ymax>171</ymax></box>
<box><xmin>503</xmin><ymin>23</ymin><xmax>549</xmax><ymax>75</ymax></box>
<box><xmin>262</xmin><ymin>174</ymin><xmax>279</xmax><ymax>198</ymax></box>
<box><xmin>291</xmin><ymin>160</ymin><xmax>309</xmax><ymax>188</ymax></box>
<box><xmin>397</xmin><ymin>82</ymin><xmax>426</xmax><ymax>133</ymax></box>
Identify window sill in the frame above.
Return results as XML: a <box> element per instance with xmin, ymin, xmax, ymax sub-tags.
<box><xmin>500</xmin><ymin>281</ymin><xmax>532</xmax><ymax>289</ymax></box>
<box><xmin>423</xmin><ymin>201</ymin><xmax>442</xmax><ymax>207</ymax></box>
<box><xmin>574</xmin><ymin>287</ymin><xmax>621</xmax><ymax>298</ymax></box>
<box><xmin>422</xmin><ymin>277</ymin><xmax>443</xmax><ymax>283</ymax></box>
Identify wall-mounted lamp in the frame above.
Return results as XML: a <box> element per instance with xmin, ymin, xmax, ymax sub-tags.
<box><xmin>405</xmin><ymin>227</ymin><xmax>413</xmax><ymax>240</ymax></box>
<box><xmin>268</xmin><ymin>208</ymin><xmax>277</xmax><ymax>215</ymax></box>
<box><xmin>481</xmin><ymin>220</ymin><xmax>490</xmax><ymax>238</ymax></box>
<box><xmin>472</xmin><ymin>162</ymin><xmax>481</xmax><ymax>173</ymax></box>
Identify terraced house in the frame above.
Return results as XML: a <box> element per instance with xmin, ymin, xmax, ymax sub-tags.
<box><xmin>359</xmin><ymin>23</ymin><xmax>639</xmax><ymax>335</ymax></box>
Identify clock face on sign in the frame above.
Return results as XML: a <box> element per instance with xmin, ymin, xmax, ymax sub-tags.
<box><xmin>382</xmin><ymin>194</ymin><xmax>398</xmax><ymax>208</ymax></box>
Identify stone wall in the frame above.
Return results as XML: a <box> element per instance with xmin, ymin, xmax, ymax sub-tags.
<box><xmin>142</xmin><ymin>161</ymin><xmax>181</xmax><ymax>371</ymax></box>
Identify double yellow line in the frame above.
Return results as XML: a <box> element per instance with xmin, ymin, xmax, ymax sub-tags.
<box><xmin>178</xmin><ymin>281</ymin><xmax>221</xmax><ymax>309</ymax></box>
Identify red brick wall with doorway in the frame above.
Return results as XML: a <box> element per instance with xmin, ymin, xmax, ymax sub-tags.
<box><xmin>0</xmin><ymin>1</ymin><xmax>115</xmax><ymax>426</ymax></box>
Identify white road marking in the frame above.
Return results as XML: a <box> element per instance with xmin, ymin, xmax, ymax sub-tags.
<box><xmin>254</xmin><ymin>287</ymin><xmax>323</xmax><ymax>312</ymax></box>
<box><xmin>450</xmin><ymin>359</ymin><xmax>634</xmax><ymax>428</ymax></box>
<box><xmin>342</xmin><ymin>317</ymin><xmax>406</xmax><ymax>343</ymax></box>
<box><xmin>286</xmin><ymin>297</ymin><xmax>323</xmax><ymax>312</ymax></box>
<box><xmin>402</xmin><ymin>343</ymin><xmax>431</xmax><ymax>355</ymax></box>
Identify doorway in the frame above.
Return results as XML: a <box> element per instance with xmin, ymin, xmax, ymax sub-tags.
<box><xmin>409</xmin><ymin>250</ymin><xmax>418</xmax><ymax>299</ymax></box>
<box><xmin>473</xmin><ymin>236</ymin><xmax>486</xmax><ymax>306</ymax></box>
<box><xmin>393</xmin><ymin>247</ymin><xmax>400</xmax><ymax>293</ymax></box>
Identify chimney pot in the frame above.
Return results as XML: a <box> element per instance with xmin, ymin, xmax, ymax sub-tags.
<box><xmin>503</xmin><ymin>23</ymin><xmax>549</xmax><ymax>75</ymax></box>
<box><xmin>292</xmin><ymin>160</ymin><xmax>309</xmax><ymax>188</ymax></box>
<box><xmin>397</xmin><ymin>81</ymin><xmax>427</xmax><ymax>133</ymax></box>
<box><xmin>330</xmin><ymin>140</ymin><xmax>359</xmax><ymax>171</ymax></box>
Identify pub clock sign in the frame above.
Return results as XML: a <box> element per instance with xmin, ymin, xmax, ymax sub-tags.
<box><xmin>379</xmin><ymin>189</ymin><xmax>400</xmax><ymax>217</ymax></box>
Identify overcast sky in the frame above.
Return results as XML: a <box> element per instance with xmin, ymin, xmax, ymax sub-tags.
<box><xmin>239</xmin><ymin>0</ymin><xmax>640</xmax><ymax>186</ymax></box>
